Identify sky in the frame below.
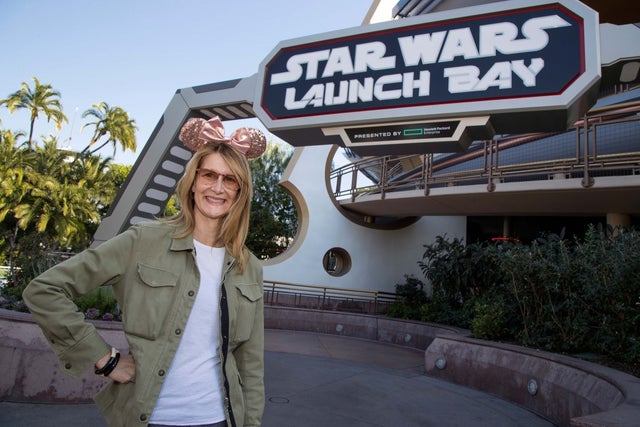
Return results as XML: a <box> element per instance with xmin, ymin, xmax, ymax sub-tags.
<box><xmin>0</xmin><ymin>0</ymin><xmax>373</xmax><ymax>165</ymax></box>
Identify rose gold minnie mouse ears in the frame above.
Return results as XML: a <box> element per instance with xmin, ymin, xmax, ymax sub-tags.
<box><xmin>179</xmin><ymin>116</ymin><xmax>267</xmax><ymax>159</ymax></box>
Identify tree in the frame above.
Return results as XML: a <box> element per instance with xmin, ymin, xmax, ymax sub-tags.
<box><xmin>14</xmin><ymin>137</ymin><xmax>104</xmax><ymax>247</ymax></box>
<box><xmin>0</xmin><ymin>131</ymin><xmax>120</xmax><ymax>288</ymax></box>
<box><xmin>104</xmin><ymin>163</ymin><xmax>132</xmax><ymax>188</ymax></box>
<box><xmin>80</xmin><ymin>102</ymin><xmax>137</xmax><ymax>157</ymax></box>
<box><xmin>0</xmin><ymin>129</ymin><xmax>32</xmax><ymax>284</ymax></box>
<box><xmin>67</xmin><ymin>153</ymin><xmax>119</xmax><ymax>235</ymax></box>
<box><xmin>0</xmin><ymin>79</ymin><xmax>134</xmax><ymax>295</ymax></box>
<box><xmin>247</xmin><ymin>142</ymin><xmax>298</xmax><ymax>259</ymax></box>
<box><xmin>96</xmin><ymin>163</ymin><xmax>132</xmax><ymax>222</ymax></box>
<box><xmin>0</xmin><ymin>77</ymin><xmax>67</xmax><ymax>150</ymax></box>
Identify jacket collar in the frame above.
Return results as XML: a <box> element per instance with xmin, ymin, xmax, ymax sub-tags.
<box><xmin>170</xmin><ymin>233</ymin><xmax>195</xmax><ymax>252</ymax></box>
<box><xmin>169</xmin><ymin>231</ymin><xmax>237</xmax><ymax>270</ymax></box>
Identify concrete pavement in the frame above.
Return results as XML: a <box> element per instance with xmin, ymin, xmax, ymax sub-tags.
<box><xmin>0</xmin><ymin>329</ymin><xmax>555</xmax><ymax>426</ymax></box>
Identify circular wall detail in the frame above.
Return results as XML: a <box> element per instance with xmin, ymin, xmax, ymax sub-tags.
<box><xmin>322</xmin><ymin>247</ymin><xmax>352</xmax><ymax>277</ymax></box>
<box><xmin>325</xmin><ymin>145</ymin><xmax>420</xmax><ymax>230</ymax></box>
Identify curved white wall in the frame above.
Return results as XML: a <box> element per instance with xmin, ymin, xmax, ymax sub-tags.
<box><xmin>262</xmin><ymin>145</ymin><xmax>466</xmax><ymax>292</ymax></box>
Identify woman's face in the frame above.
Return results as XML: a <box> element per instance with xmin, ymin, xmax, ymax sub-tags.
<box><xmin>191</xmin><ymin>152</ymin><xmax>240</xmax><ymax>226</ymax></box>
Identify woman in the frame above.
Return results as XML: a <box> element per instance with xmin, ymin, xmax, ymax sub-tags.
<box><xmin>23</xmin><ymin>116</ymin><xmax>266</xmax><ymax>427</ymax></box>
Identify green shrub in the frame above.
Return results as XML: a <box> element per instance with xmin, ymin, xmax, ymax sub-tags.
<box><xmin>398</xmin><ymin>225</ymin><xmax>640</xmax><ymax>365</ymax></box>
<box><xmin>387</xmin><ymin>275</ymin><xmax>427</xmax><ymax>320</ymax></box>
<box><xmin>471</xmin><ymin>299</ymin><xmax>506</xmax><ymax>340</ymax></box>
<box><xmin>74</xmin><ymin>287</ymin><xmax>120</xmax><ymax>322</ymax></box>
<box><xmin>416</xmin><ymin>236</ymin><xmax>513</xmax><ymax>329</ymax></box>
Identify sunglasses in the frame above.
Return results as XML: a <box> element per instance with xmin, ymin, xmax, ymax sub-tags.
<box><xmin>196</xmin><ymin>168</ymin><xmax>240</xmax><ymax>191</ymax></box>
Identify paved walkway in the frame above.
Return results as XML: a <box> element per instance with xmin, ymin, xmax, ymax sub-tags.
<box><xmin>0</xmin><ymin>329</ymin><xmax>555</xmax><ymax>426</ymax></box>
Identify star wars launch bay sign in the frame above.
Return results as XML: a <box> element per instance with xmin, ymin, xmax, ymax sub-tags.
<box><xmin>254</xmin><ymin>0</ymin><xmax>600</xmax><ymax>155</ymax></box>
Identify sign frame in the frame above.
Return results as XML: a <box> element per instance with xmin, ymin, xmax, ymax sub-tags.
<box><xmin>253</xmin><ymin>0</ymin><xmax>600</xmax><ymax>154</ymax></box>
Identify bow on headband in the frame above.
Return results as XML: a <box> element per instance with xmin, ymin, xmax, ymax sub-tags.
<box><xmin>178</xmin><ymin>116</ymin><xmax>266</xmax><ymax>159</ymax></box>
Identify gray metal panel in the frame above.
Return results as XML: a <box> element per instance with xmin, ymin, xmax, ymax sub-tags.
<box><xmin>90</xmin><ymin>0</ymin><xmax>605</xmax><ymax>244</ymax></box>
<box><xmin>92</xmin><ymin>92</ymin><xmax>189</xmax><ymax>245</ymax></box>
<box><xmin>91</xmin><ymin>76</ymin><xmax>259</xmax><ymax>246</ymax></box>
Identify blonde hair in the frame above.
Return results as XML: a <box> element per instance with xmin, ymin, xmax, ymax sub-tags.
<box><xmin>167</xmin><ymin>142</ymin><xmax>253</xmax><ymax>272</ymax></box>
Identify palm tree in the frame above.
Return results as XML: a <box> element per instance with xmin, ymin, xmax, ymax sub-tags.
<box><xmin>0</xmin><ymin>77</ymin><xmax>67</xmax><ymax>150</ymax></box>
<box><xmin>70</xmin><ymin>154</ymin><xmax>118</xmax><ymax>221</ymax></box>
<box><xmin>0</xmin><ymin>130</ymin><xmax>122</xmax><ymax>287</ymax></box>
<box><xmin>0</xmin><ymin>129</ymin><xmax>33</xmax><ymax>283</ymax></box>
<box><xmin>0</xmin><ymin>129</ymin><xmax>30</xmax><ymax>201</ymax></box>
<box><xmin>11</xmin><ymin>137</ymin><xmax>106</xmax><ymax>248</ymax></box>
<box><xmin>80</xmin><ymin>102</ymin><xmax>137</xmax><ymax>157</ymax></box>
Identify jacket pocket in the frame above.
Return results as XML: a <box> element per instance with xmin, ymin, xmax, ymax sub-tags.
<box><xmin>94</xmin><ymin>382</ymin><xmax>136</xmax><ymax>427</ymax></box>
<box><xmin>122</xmin><ymin>262</ymin><xmax>178</xmax><ymax>340</ymax></box>
<box><xmin>232</xmin><ymin>283</ymin><xmax>262</xmax><ymax>343</ymax></box>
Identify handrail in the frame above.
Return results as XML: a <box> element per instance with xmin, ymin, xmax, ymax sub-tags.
<box><xmin>263</xmin><ymin>279</ymin><xmax>397</xmax><ymax>314</ymax></box>
<box><xmin>330</xmin><ymin>99</ymin><xmax>640</xmax><ymax>200</ymax></box>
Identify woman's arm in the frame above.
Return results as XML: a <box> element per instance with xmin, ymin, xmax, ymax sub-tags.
<box><xmin>22</xmin><ymin>227</ymin><xmax>138</xmax><ymax>378</ymax></box>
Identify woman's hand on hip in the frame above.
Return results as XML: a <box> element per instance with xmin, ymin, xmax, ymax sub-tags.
<box><xmin>109</xmin><ymin>354</ymin><xmax>137</xmax><ymax>384</ymax></box>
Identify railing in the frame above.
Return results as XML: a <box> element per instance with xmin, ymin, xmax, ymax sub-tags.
<box><xmin>263</xmin><ymin>279</ymin><xmax>397</xmax><ymax>315</ymax></box>
<box><xmin>330</xmin><ymin>100</ymin><xmax>640</xmax><ymax>200</ymax></box>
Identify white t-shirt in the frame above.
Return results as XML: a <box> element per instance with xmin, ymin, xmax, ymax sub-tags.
<box><xmin>149</xmin><ymin>240</ymin><xmax>226</xmax><ymax>425</ymax></box>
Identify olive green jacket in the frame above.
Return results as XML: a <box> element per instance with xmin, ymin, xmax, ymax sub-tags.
<box><xmin>23</xmin><ymin>221</ymin><xmax>264</xmax><ymax>427</ymax></box>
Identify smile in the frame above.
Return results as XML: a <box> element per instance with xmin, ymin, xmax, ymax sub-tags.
<box><xmin>205</xmin><ymin>195</ymin><xmax>226</xmax><ymax>205</ymax></box>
